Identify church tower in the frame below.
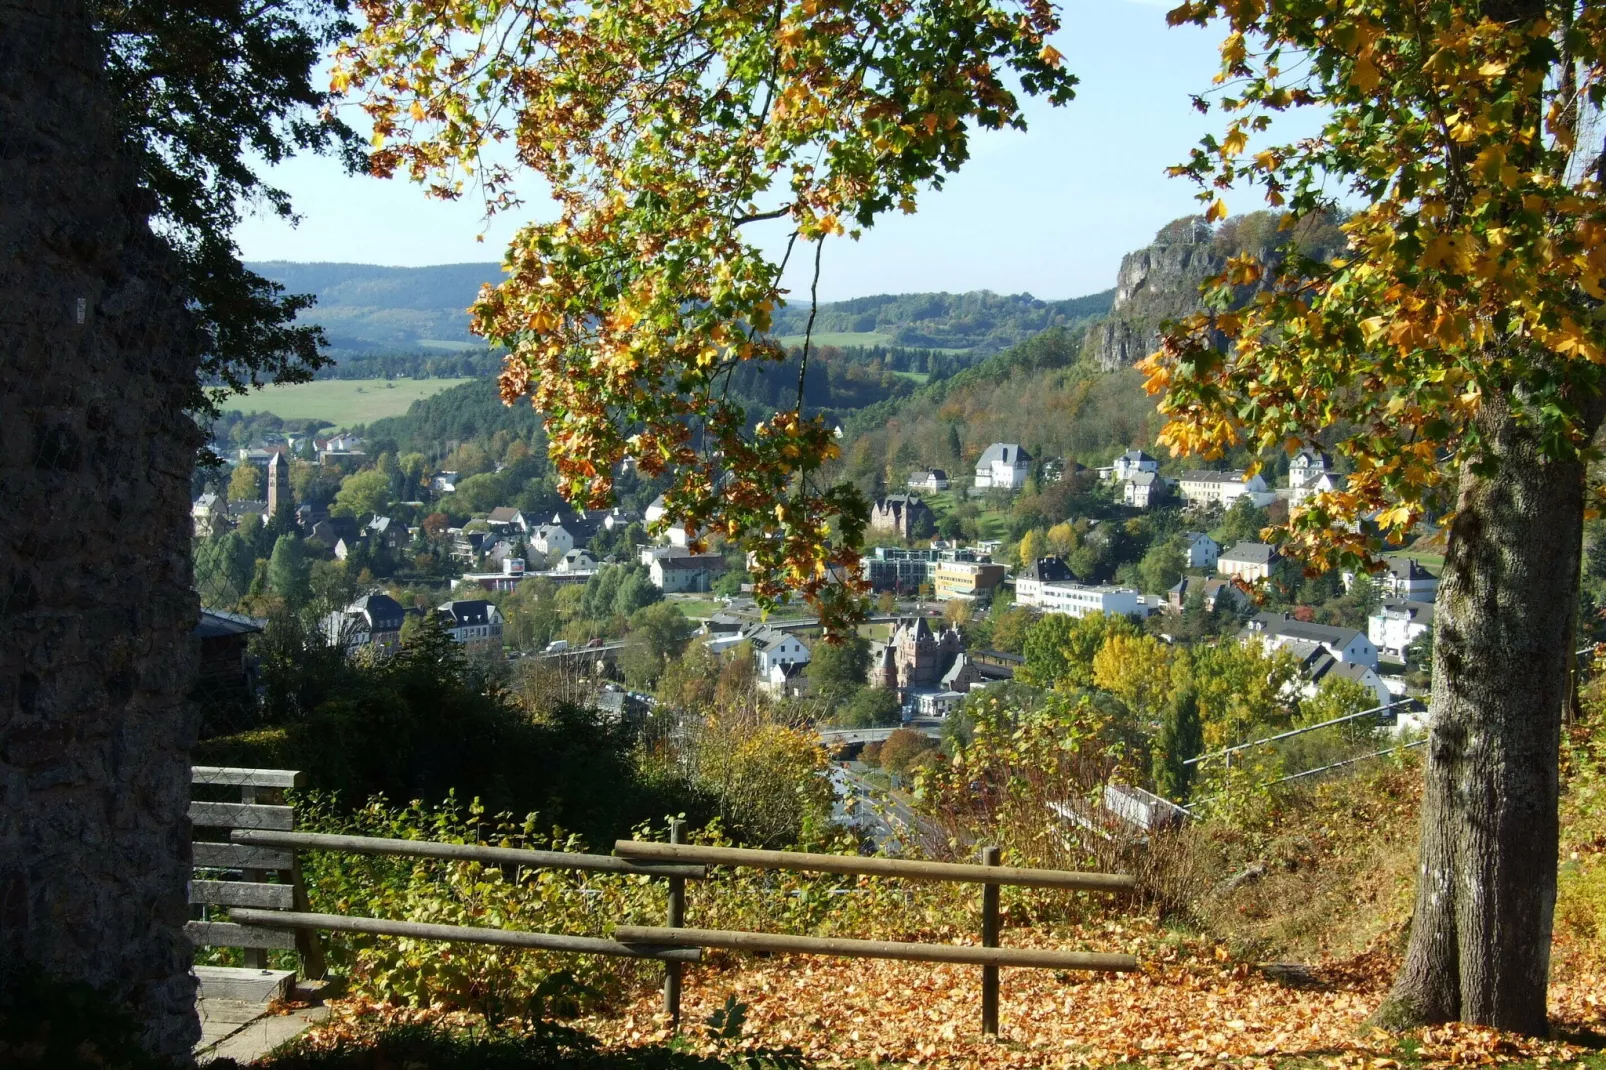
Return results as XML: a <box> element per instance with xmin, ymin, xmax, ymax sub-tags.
<box><xmin>267</xmin><ymin>450</ymin><xmax>291</xmax><ymax>516</ymax></box>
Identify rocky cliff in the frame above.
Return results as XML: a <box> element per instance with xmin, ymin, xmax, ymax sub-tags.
<box><xmin>1081</xmin><ymin>217</ymin><xmax>1227</xmax><ymax>372</ymax></box>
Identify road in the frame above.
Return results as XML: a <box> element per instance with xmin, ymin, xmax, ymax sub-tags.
<box><xmin>829</xmin><ymin>763</ymin><xmax>938</xmax><ymax>852</ymax></box>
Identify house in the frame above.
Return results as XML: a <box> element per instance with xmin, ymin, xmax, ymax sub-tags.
<box><xmin>860</xmin><ymin>546</ymin><xmax>989</xmax><ymax>592</ymax></box>
<box><xmin>192</xmin><ymin>492</ymin><xmax>225</xmax><ymax>537</ymax></box>
<box><xmin>869</xmin><ymin>494</ymin><xmax>935</xmax><ymax>540</ymax></box>
<box><xmin>870</xmin><ymin>616</ymin><xmax>967</xmax><ymax>692</ymax></box>
<box><xmin>366</xmin><ymin>515</ymin><xmax>408</xmax><ymax>552</ymax></box>
<box><xmin>910</xmin><ymin>689</ymin><xmax>967</xmax><ymax>718</ymax></box>
<box><xmin>309</xmin><ymin>516</ymin><xmax>359</xmax><ymax>551</ymax></box>
<box><xmin>486</xmin><ymin>506</ymin><xmax>530</xmax><ymax>533</ymax></box>
<box><xmin>530</xmin><ymin>523</ymin><xmax>576</xmax><ymax>557</ymax></box>
<box><xmin>644</xmin><ymin>494</ymin><xmax>669</xmax><ymax>528</ymax></box>
<box><xmin>431</xmin><ymin>471</ymin><xmax>460</xmax><ymax>494</ymax></box>
<box><xmin>228</xmin><ymin>499</ymin><xmax>268</xmax><ymax>527</ymax></box>
<box><xmin>933</xmin><ymin>560</ymin><xmax>1009</xmax><ymax>601</ymax></box>
<box><xmin>435</xmin><ymin>599</ymin><xmax>505</xmax><ymax>652</ymax></box>
<box><xmin>1181</xmin><ymin>532</ymin><xmax>1221</xmax><ymax>570</ymax></box>
<box><xmin>1176</xmin><ymin>470</ymin><xmax>1278</xmax><ymax>509</ymax></box>
<box><xmin>1380</xmin><ymin>556</ymin><xmax>1439</xmax><ymax>601</ymax></box>
<box><xmin>1015</xmin><ymin>556</ymin><xmax>1076</xmax><ymax>607</ymax></box>
<box><xmin>1033</xmin><ymin>582</ymin><xmax>1142</xmax><ymax>620</ymax></box>
<box><xmin>1110</xmin><ymin>449</ymin><xmax>1159</xmax><ymax>483</ymax></box>
<box><xmin>761</xmin><ymin>660</ymin><xmax>812</xmax><ymax>698</ymax></box>
<box><xmin>1122</xmin><ymin>470</ymin><xmax>1166</xmax><ymax>509</ymax></box>
<box><xmin>973</xmin><ymin>443</ymin><xmax>1032</xmax><ymax>491</ymax></box>
<box><xmin>603</xmin><ymin>507</ymin><xmax>640</xmax><ymax>531</ymax></box>
<box><xmin>1296</xmin><ymin>646</ymin><xmax>1392</xmax><ymax>707</ymax></box>
<box><xmin>907</xmin><ymin>469</ymin><xmax>950</xmax><ymax>493</ymax></box>
<box><xmin>743</xmin><ymin>625</ymin><xmax>812</xmax><ymax>677</ymax></box>
<box><xmin>648</xmin><ymin>551</ymin><xmax>726</xmax><ymax>592</ymax></box>
<box><xmin>1370</xmin><ymin>600</ymin><xmax>1434</xmax><ymax>659</ymax></box>
<box><xmin>556</xmin><ymin>548</ymin><xmax>597</xmax><ymax>573</ymax></box>
<box><xmin>324</xmin><ymin>593</ymin><xmax>408</xmax><ymax>652</ymax></box>
<box><xmin>1287</xmin><ymin>449</ymin><xmax>1333</xmax><ymax>505</ymax></box>
<box><xmin>550</xmin><ymin>508</ymin><xmax>609</xmax><ymax>546</ymax></box>
<box><xmin>1167</xmin><ymin>575</ymin><xmax>1244</xmax><ymax>613</ymax></box>
<box><xmin>1217</xmin><ymin>542</ymin><xmax>1282</xmax><ymax>582</ymax></box>
<box><xmin>295</xmin><ymin>503</ymin><xmax>327</xmax><ymax>532</ymax></box>
<box><xmin>1243</xmin><ymin>612</ymin><xmax>1380</xmax><ymax>671</ymax></box>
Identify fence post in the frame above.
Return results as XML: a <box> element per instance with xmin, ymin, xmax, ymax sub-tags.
<box><xmin>980</xmin><ymin>845</ymin><xmax>1000</xmax><ymax>1036</ymax></box>
<box><xmin>241</xmin><ymin>783</ymin><xmax>267</xmax><ymax>970</ymax></box>
<box><xmin>663</xmin><ymin>818</ymin><xmax>686</xmax><ymax>1029</ymax></box>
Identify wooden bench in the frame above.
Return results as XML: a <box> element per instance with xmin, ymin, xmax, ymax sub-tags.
<box><xmin>188</xmin><ymin>766</ymin><xmax>325</xmax><ymax>1002</ymax></box>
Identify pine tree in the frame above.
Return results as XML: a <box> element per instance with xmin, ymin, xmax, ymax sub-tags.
<box><xmin>267</xmin><ymin>534</ymin><xmax>311</xmax><ymax>609</ymax></box>
<box><xmin>1152</xmin><ymin>686</ymin><xmax>1203</xmax><ymax>802</ymax></box>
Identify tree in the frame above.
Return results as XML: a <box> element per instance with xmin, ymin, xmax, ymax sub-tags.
<box><xmin>879</xmin><ymin>728</ymin><xmax>941</xmax><ymax>776</ymax></box>
<box><xmin>339</xmin><ymin>0</ymin><xmax>1076</xmax><ymax>630</ymax></box>
<box><xmin>836</xmin><ymin>687</ymin><xmax>901</xmax><ymax>729</ymax></box>
<box><xmin>102</xmin><ymin>0</ymin><xmax>362</xmax><ymax>421</ymax></box>
<box><xmin>227</xmin><ymin>462</ymin><xmax>262</xmax><ymax>501</ymax></box>
<box><xmin>988</xmin><ymin>607</ymin><xmax>1037</xmax><ymax>655</ymax></box>
<box><xmin>613</xmin><ymin>570</ymin><xmax>661</xmax><ymax>618</ymax></box>
<box><xmin>266</xmin><ymin>534</ymin><xmax>312</xmax><ymax>610</ymax></box>
<box><xmin>1146</xmin><ymin>0</ymin><xmax>1606</xmax><ymax>1031</ymax></box>
<box><xmin>1137</xmin><ymin>537</ymin><xmax>1187</xmax><ymax>595</ymax></box>
<box><xmin>332</xmin><ymin>468</ymin><xmax>390</xmax><ymax>519</ymax></box>
<box><xmin>805</xmin><ymin>634</ymin><xmax>872</xmax><ymax>710</ymax></box>
<box><xmin>194</xmin><ymin>530</ymin><xmax>256</xmax><ymax>608</ymax></box>
<box><xmin>1152</xmin><ymin>686</ymin><xmax>1203</xmax><ymax>802</ymax></box>
<box><xmin>1020</xmin><ymin>611</ymin><xmax>1140</xmax><ymax>690</ymax></box>
<box><xmin>1216</xmin><ymin>496</ymin><xmax>1268</xmax><ymax>547</ymax></box>
<box><xmin>1091</xmin><ymin>633</ymin><xmax>1174</xmax><ymax>720</ymax></box>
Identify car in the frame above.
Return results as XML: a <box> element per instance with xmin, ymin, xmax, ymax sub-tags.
<box><xmin>544</xmin><ymin>640</ymin><xmax>570</xmax><ymax>653</ymax></box>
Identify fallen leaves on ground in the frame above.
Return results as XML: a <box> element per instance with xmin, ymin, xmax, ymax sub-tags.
<box><xmin>571</xmin><ymin>919</ymin><xmax>1605</xmax><ymax>1068</ymax></box>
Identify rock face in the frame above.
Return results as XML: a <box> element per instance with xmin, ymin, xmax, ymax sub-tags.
<box><xmin>1082</xmin><ymin>218</ymin><xmax>1228</xmax><ymax>372</ymax></box>
<box><xmin>0</xmin><ymin>0</ymin><xmax>203</xmax><ymax>1058</ymax></box>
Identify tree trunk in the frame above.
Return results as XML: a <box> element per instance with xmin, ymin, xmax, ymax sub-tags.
<box><xmin>0</xmin><ymin>0</ymin><xmax>203</xmax><ymax>1058</ymax></box>
<box><xmin>1376</xmin><ymin>393</ymin><xmax>1598</xmax><ymax>1036</ymax></box>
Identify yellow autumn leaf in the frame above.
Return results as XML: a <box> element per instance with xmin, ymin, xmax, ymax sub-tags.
<box><xmin>1039</xmin><ymin>44</ymin><xmax>1063</xmax><ymax>68</ymax></box>
<box><xmin>1206</xmin><ymin>198</ymin><xmax>1228</xmax><ymax>223</ymax></box>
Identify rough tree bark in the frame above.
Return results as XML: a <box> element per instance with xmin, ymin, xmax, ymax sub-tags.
<box><xmin>1376</xmin><ymin>391</ymin><xmax>1603</xmax><ymax>1036</ymax></box>
<box><xmin>0</xmin><ymin>0</ymin><xmax>204</xmax><ymax>1058</ymax></box>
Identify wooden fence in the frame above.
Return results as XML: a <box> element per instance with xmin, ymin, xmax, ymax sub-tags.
<box><xmin>228</xmin><ymin>820</ymin><xmax>1137</xmax><ymax>1035</ymax></box>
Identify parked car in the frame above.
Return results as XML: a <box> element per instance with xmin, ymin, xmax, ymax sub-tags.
<box><xmin>545</xmin><ymin>640</ymin><xmax>570</xmax><ymax>653</ymax></box>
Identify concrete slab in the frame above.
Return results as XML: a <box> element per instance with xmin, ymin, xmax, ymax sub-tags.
<box><xmin>200</xmin><ymin>1004</ymin><xmax>329</xmax><ymax>1065</ymax></box>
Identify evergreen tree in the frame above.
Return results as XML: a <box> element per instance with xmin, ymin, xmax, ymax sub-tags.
<box><xmin>1152</xmin><ymin>686</ymin><xmax>1203</xmax><ymax>803</ymax></box>
<box><xmin>267</xmin><ymin>534</ymin><xmax>312</xmax><ymax>609</ymax></box>
<box><xmin>946</xmin><ymin>424</ymin><xmax>963</xmax><ymax>468</ymax></box>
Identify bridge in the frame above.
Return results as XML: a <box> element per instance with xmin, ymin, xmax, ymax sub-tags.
<box><xmin>818</xmin><ymin>720</ymin><xmax>945</xmax><ymax>746</ymax></box>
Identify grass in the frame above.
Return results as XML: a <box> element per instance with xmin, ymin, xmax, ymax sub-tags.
<box><xmin>220</xmin><ymin>376</ymin><xmax>475</xmax><ymax>427</ymax></box>
<box><xmin>891</xmin><ymin>370</ymin><xmax>930</xmax><ymax>384</ymax></box>
<box><xmin>776</xmin><ymin>331</ymin><xmax>894</xmax><ymax>348</ymax></box>
<box><xmin>416</xmin><ymin>339</ymin><xmax>487</xmax><ymax>351</ymax></box>
<box><xmin>666</xmin><ymin>596</ymin><xmax>722</xmax><ymax>620</ymax></box>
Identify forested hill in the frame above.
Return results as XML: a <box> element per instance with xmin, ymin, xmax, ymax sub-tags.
<box><xmin>249</xmin><ymin>259</ymin><xmax>1113</xmax><ymax>359</ymax></box>
<box><xmin>768</xmin><ymin>289</ymin><xmax>1114</xmax><ymax>354</ymax></box>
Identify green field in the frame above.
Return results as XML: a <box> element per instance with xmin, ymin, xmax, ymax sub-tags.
<box><xmin>776</xmin><ymin>331</ymin><xmax>895</xmax><ymax>348</ymax></box>
<box><xmin>892</xmin><ymin>370</ymin><xmax>930</xmax><ymax>384</ymax></box>
<box><xmin>220</xmin><ymin>377</ymin><xmax>475</xmax><ymax>427</ymax></box>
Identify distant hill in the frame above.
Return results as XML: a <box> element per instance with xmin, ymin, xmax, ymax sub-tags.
<box><xmin>249</xmin><ymin>260</ymin><xmax>1113</xmax><ymax>358</ymax></box>
<box><xmin>247</xmin><ymin>261</ymin><xmax>503</xmax><ymax>351</ymax></box>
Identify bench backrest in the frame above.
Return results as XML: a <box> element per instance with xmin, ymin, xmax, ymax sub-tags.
<box><xmin>187</xmin><ymin>766</ymin><xmax>324</xmax><ymax>977</ymax></box>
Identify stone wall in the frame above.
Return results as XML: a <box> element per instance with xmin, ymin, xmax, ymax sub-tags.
<box><xmin>0</xmin><ymin>0</ymin><xmax>204</xmax><ymax>1058</ymax></box>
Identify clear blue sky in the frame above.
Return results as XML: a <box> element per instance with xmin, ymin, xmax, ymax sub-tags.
<box><xmin>235</xmin><ymin>1</ymin><xmax>1281</xmax><ymax>302</ymax></box>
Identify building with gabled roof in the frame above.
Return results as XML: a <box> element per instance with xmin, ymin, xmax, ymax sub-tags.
<box><xmin>1217</xmin><ymin>542</ymin><xmax>1282</xmax><ymax>582</ymax></box>
<box><xmin>1243</xmin><ymin>611</ymin><xmax>1379</xmax><ymax>670</ymax></box>
<box><xmin>435</xmin><ymin>598</ymin><xmax>504</xmax><ymax>652</ymax></box>
<box><xmin>974</xmin><ymin>443</ymin><xmax>1032</xmax><ymax>491</ymax></box>
<box><xmin>869</xmin><ymin>493</ymin><xmax>935</xmax><ymax>540</ymax></box>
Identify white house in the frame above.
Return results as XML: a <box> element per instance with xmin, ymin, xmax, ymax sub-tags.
<box><xmin>1176</xmin><ymin>470</ymin><xmax>1278</xmax><ymax>509</ymax></box>
<box><xmin>911</xmin><ymin>689</ymin><xmax>966</xmax><ymax>719</ymax></box>
<box><xmin>1370</xmin><ymin>600</ymin><xmax>1434</xmax><ymax>659</ymax></box>
<box><xmin>1243</xmin><ymin>612</ymin><xmax>1380</xmax><ymax>671</ymax></box>
<box><xmin>648</xmin><ymin>551</ymin><xmax>726</xmax><ymax>592</ymax></box>
<box><xmin>556</xmin><ymin>548</ymin><xmax>597</xmax><ymax>573</ymax></box>
<box><xmin>1110</xmin><ymin>449</ymin><xmax>1158</xmax><ymax>483</ymax></box>
<box><xmin>1014</xmin><ymin>557</ymin><xmax>1075</xmax><ymax>608</ymax></box>
<box><xmin>435</xmin><ymin>598</ymin><xmax>504</xmax><ymax>652</ymax></box>
<box><xmin>1380</xmin><ymin>557</ymin><xmax>1439</xmax><ymax>601</ymax></box>
<box><xmin>743</xmin><ymin>625</ymin><xmax>812</xmax><ymax>677</ymax></box>
<box><xmin>486</xmin><ymin>506</ymin><xmax>532</xmax><ymax>533</ymax></box>
<box><xmin>907</xmin><ymin>469</ymin><xmax>950</xmax><ymax>493</ymax></box>
<box><xmin>1122</xmin><ymin>470</ymin><xmax>1166</xmax><ymax>509</ymax></box>
<box><xmin>1287</xmin><ymin>449</ymin><xmax>1333</xmax><ymax>504</ymax></box>
<box><xmin>973</xmin><ymin>443</ymin><xmax>1032</xmax><ymax>491</ymax></box>
<box><xmin>431</xmin><ymin>470</ymin><xmax>460</xmax><ymax>494</ymax></box>
<box><xmin>1181</xmin><ymin>532</ymin><xmax>1221</xmax><ymax>570</ymax></box>
<box><xmin>1297</xmin><ymin>648</ymin><xmax>1392</xmax><ymax>707</ymax></box>
<box><xmin>530</xmin><ymin>523</ymin><xmax>576</xmax><ymax>557</ymax></box>
<box><xmin>1034</xmin><ymin>582</ymin><xmax>1141</xmax><ymax>620</ymax></box>
<box><xmin>1217</xmin><ymin>542</ymin><xmax>1282</xmax><ymax>582</ymax></box>
<box><xmin>192</xmin><ymin>492</ymin><xmax>225</xmax><ymax>537</ymax></box>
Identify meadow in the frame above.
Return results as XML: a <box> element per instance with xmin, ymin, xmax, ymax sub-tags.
<box><xmin>220</xmin><ymin>377</ymin><xmax>476</xmax><ymax>427</ymax></box>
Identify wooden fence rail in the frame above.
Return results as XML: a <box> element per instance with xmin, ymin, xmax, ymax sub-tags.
<box><xmin>225</xmin><ymin>828</ymin><xmax>1134</xmax><ymax>1037</ymax></box>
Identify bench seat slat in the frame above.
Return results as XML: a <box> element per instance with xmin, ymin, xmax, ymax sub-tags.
<box><xmin>185</xmin><ymin>920</ymin><xmax>298</xmax><ymax>950</ymax></box>
<box><xmin>189</xmin><ymin>800</ymin><xmax>294</xmax><ymax>831</ymax></box>
<box><xmin>190</xmin><ymin>880</ymin><xmax>295</xmax><ymax>910</ymax></box>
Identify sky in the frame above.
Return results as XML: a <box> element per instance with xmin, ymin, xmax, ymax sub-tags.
<box><xmin>234</xmin><ymin>0</ymin><xmax>1282</xmax><ymax>303</ymax></box>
